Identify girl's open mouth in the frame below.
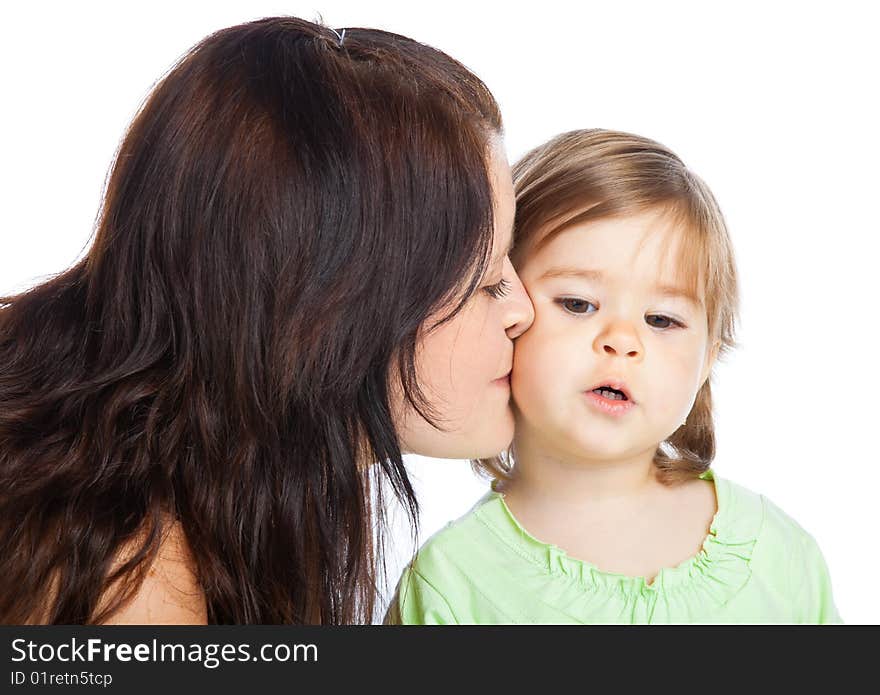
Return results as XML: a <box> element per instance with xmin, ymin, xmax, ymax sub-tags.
<box><xmin>585</xmin><ymin>386</ymin><xmax>636</xmax><ymax>417</ymax></box>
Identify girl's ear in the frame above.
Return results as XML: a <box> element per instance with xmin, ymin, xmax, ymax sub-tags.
<box><xmin>700</xmin><ymin>340</ymin><xmax>721</xmax><ymax>385</ymax></box>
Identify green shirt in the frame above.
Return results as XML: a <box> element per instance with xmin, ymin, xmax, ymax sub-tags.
<box><xmin>388</xmin><ymin>471</ymin><xmax>840</xmax><ymax>624</ymax></box>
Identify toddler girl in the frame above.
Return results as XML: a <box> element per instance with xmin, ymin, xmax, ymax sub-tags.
<box><xmin>388</xmin><ymin>129</ymin><xmax>840</xmax><ymax>624</ymax></box>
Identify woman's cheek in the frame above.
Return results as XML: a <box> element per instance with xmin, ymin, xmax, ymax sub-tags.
<box><xmin>467</xmin><ymin>304</ymin><xmax>504</xmax><ymax>379</ymax></box>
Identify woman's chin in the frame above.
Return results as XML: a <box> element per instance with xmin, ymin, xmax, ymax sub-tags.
<box><xmin>468</xmin><ymin>410</ymin><xmax>515</xmax><ymax>460</ymax></box>
<box><xmin>397</xmin><ymin>401</ymin><xmax>515</xmax><ymax>461</ymax></box>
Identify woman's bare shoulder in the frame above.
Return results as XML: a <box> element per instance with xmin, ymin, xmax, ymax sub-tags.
<box><xmin>100</xmin><ymin>521</ymin><xmax>208</xmax><ymax>625</ymax></box>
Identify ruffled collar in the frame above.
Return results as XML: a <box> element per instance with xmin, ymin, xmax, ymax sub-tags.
<box><xmin>475</xmin><ymin>470</ymin><xmax>761</xmax><ymax>606</ymax></box>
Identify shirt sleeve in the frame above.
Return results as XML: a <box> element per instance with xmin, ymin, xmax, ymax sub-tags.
<box><xmin>384</xmin><ymin>566</ymin><xmax>459</xmax><ymax>625</ymax></box>
<box><xmin>790</xmin><ymin>530</ymin><xmax>842</xmax><ymax>624</ymax></box>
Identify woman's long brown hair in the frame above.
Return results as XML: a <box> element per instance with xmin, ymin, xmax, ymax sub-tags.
<box><xmin>0</xmin><ymin>17</ymin><xmax>502</xmax><ymax>624</ymax></box>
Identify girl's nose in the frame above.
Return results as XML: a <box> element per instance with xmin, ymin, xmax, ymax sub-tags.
<box><xmin>594</xmin><ymin>319</ymin><xmax>643</xmax><ymax>361</ymax></box>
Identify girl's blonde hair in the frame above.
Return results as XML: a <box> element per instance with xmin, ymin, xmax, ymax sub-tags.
<box><xmin>476</xmin><ymin>129</ymin><xmax>739</xmax><ymax>485</ymax></box>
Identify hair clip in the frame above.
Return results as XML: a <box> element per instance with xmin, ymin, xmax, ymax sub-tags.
<box><xmin>329</xmin><ymin>27</ymin><xmax>346</xmax><ymax>47</ymax></box>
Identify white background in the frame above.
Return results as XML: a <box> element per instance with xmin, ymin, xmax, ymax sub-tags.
<box><xmin>2</xmin><ymin>1</ymin><xmax>877</xmax><ymax>623</ymax></box>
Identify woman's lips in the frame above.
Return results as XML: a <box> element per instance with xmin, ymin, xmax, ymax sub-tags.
<box><xmin>492</xmin><ymin>374</ymin><xmax>511</xmax><ymax>388</ymax></box>
<box><xmin>584</xmin><ymin>390</ymin><xmax>636</xmax><ymax>416</ymax></box>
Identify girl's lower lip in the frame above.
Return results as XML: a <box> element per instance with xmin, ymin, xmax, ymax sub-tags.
<box><xmin>584</xmin><ymin>390</ymin><xmax>635</xmax><ymax>417</ymax></box>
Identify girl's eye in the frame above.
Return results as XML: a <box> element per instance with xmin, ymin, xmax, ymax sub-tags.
<box><xmin>484</xmin><ymin>278</ymin><xmax>512</xmax><ymax>300</ymax></box>
<box><xmin>556</xmin><ymin>298</ymin><xmax>597</xmax><ymax>315</ymax></box>
<box><xmin>645</xmin><ymin>314</ymin><xmax>684</xmax><ymax>329</ymax></box>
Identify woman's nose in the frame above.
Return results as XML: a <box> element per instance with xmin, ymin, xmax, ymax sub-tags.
<box><xmin>504</xmin><ymin>263</ymin><xmax>534</xmax><ymax>340</ymax></box>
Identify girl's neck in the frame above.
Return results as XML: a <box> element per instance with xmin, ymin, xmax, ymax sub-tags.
<box><xmin>497</xmin><ymin>420</ymin><xmax>718</xmax><ymax>584</ymax></box>
<box><xmin>501</xmin><ymin>422</ymin><xmax>665</xmax><ymax>516</ymax></box>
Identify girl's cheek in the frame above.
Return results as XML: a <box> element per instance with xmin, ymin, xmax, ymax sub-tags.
<box><xmin>512</xmin><ymin>351</ymin><xmax>552</xmax><ymax>408</ymax></box>
<box><xmin>650</xmin><ymin>346</ymin><xmax>706</xmax><ymax>409</ymax></box>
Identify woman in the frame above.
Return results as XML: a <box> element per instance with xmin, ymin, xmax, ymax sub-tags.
<box><xmin>0</xmin><ymin>17</ymin><xmax>532</xmax><ymax>624</ymax></box>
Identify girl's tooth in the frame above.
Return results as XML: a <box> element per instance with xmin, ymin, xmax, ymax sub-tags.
<box><xmin>594</xmin><ymin>387</ymin><xmax>628</xmax><ymax>401</ymax></box>
<box><xmin>598</xmin><ymin>388</ymin><xmax>623</xmax><ymax>400</ymax></box>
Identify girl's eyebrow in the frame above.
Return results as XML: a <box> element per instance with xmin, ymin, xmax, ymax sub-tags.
<box><xmin>538</xmin><ymin>267</ymin><xmax>703</xmax><ymax>307</ymax></box>
<box><xmin>538</xmin><ymin>267</ymin><xmax>604</xmax><ymax>282</ymax></box>
<box><xmin>655</xmin><ymin>285</ymin><xmax>703</xmax><ymax>308</ymax></box>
